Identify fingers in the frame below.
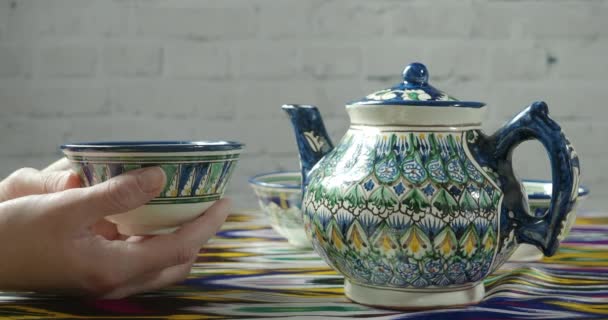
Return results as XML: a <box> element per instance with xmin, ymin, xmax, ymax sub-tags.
<box><xmin>0</xmin><ymin>168</ymin><xmax>81</xmax><ymax>202</ymax></box>
<box><xmin>42</xmin><ymin>158</ymin><xmax>72</xmax><ymax>172</ymax></box>
<box><xmin>107</xmin><ymin>199</ymin><xmax>231</xmax><ymax>281</ymax></box>
<box><xmin>90</xmin><ymin>218</ymin><xmax>121</xmax><ymax>241</ymax></box>
<box><xmin>50</xmin><ymin>166</ymin><xmax>166</xmax><ymax>225</ymax></box>
<box><xmin>100</xmin><ymin>258</ymin><xmax>195</xmax><ymax>299</ymax></box>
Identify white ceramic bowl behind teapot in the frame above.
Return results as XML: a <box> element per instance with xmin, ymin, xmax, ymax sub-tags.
<box><xmin>249</xmin><ymin>171</ymin><xmax>311</xmax><ymax>248</ymax></box>
<box><xmin>509</xmin><ymin>180</ymin><xmax>589</xmax><ymax>262</ymax></box>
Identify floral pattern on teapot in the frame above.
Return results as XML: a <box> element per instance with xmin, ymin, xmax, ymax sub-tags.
<box><xmin>302</xmin><ymin>130</ymin><xmax>503</xmax><ymax>288</ymax></box>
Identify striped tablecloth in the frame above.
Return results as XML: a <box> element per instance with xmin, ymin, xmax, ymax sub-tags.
<box><xmin>1</xmin><ymin>211</ymin><xmax>607</xmax><ymax>319</ymax></box>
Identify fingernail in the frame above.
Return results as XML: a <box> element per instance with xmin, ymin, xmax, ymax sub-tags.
<box><xmin>136</xmin><ymin>167</ymin><xmax>166</xmax><ymax>193</ymax></box>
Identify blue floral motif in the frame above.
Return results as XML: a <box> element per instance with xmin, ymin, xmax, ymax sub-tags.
<box><xmin>447</xmin><ymin>158</ymin><xmax>467</xmax><ymax>184</ymax></box>
<box><xmin>396</xmin><ymin>261</ymin><xmax>419</xmax><ymax>282</ymax></box>
<box><xmin>480</xmin><ymin>259</ymin><xmax>492</xmax><ymax>277</ymax></box>
<box><xmin>369</xmin><ymin>260</ymin><xmax>394</xmax><ymax>285</ymax></box>
<box><xmin>363</xmin><ymin>179</ymin><xmax>375</xmax><ymax>192</ymax></box>
<box><xmin>349</xmin><ymin>259</ymin><xmax>371</xmax><ymax>281</ymax></box>
<box><xmin>447</xmin><ymin>260</ymin><xmax>466</xmax><ymax>282</ymax></box>
<box><xmin>435</xmin><ymin>275</ymin><xmax>452</xmax><ymax>286</ymax></box>
<box><xmin>467</xmin><ymin>184</ymin><xmax>479</xmax><ymax>194</ymax></box>
<box><xmin>375</xmin><ymin>158</ymin><xmax>400</xmax><ymax>184</ymax></box>
<box><xmin>465</xmin><ymin>159</ymin><xmax>484</xmax><ymax>183</ymax></box>
<box><xmin>422</xmin><ymin>184</ymin><xmax>436</xmax><ymax>197</ymax></box>
<box><xmin>449</xmin><ymin>185</ymin><xmax>462</xmax><ymax>198</ymax></box>
<box><xmin>467</xmin><ymin>260</ymin><xmax>483</xmax><ymax>281</ymax></box>
<box><xmin>427</xmin><ymin>159</ymin><xmax>449</xmax><ymax>183</ymax></box>
<box><xmin>484</xmin><ymin>185</ymin><xmax>494</xmax><ymax>196</ymax></box>
<box><xmin>412</xmin><ymin>277</ymin><xmax>429</xmax><ymax>288</ymax></box>
<box><xmin>422</xmin><ymin>259</ymin><xmax>444</xmax><ymax>281</ymax></box>
<box><xmin>401</xmin><ymin>159</ymin><xmax>427</xmax><ymax>184</ymax></box>
<box><xmin>393</xmin><ymin>182</ymin><xmax>406</xmax><ymax>196</ymax></box>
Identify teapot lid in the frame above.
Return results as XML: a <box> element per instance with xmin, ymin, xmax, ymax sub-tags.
<box><xmin>350</xmin><ymin>62</ymin><xmax>485</xmax><ymax>108</ymax></box>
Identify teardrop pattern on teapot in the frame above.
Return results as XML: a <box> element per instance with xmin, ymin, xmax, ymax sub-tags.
<box><xmin>301</xmin><ymin>129</ymin><xmax>503</xmax><ymax>289</ymax></box>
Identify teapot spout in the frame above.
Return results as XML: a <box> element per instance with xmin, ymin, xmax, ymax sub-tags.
<box><xmin>282</xmin><ymin>105</ymin><xmax>334</xmax><ymax>189</ymax></box>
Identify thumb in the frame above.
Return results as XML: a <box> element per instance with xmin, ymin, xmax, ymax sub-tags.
<box><xmin>53</xmin><ymin>166</ymin><xmax>166</xmax><ymax>225</ymax></box>
<box><xmin>0</xmin><ymin>168</ymin><xmax>81</xmax><ymax>202</ymax></box>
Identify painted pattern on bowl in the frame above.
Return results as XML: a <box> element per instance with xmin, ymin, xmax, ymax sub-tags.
<box><xmin>249</xmin><ymin>172</ymin><xmax>311</xmax><ymax>248</ymax></box>
<box><xmin>62</xmin><ymin>141</ymin><xmax>243</xmax><ymax>235</ymax></box>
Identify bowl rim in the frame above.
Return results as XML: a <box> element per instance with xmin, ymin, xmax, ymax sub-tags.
<box><xmin>249</xmin><ymin>171</ymin><xmax>301</xmax><ymax>190</ymax></box>
<box><xmin>61</xmin><ymin>140</ymin><xmax>244</xmax><ymax>153</ymax></box>
<box><xmin>523</xmin><ymin>179</ymin><xmax>589</xmax><ymax>200</ymax></box>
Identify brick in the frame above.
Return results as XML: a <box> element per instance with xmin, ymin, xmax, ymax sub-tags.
<box><xmin>423</xmin><ymin>40</ymin><xmax>490</xmax><ymax>81</ymax></box>
<box><xmin>312</xmin><ymin>1</ymin><xmax>386</xmax><ymax>38</ymax></box>
<box><xmin>470</xmin><ymin>3</ymin><xmax>516</xmax><ymax>39</ymax></box>
<box><xmin>0</xmin><ymin>0</ymin><xmax>37</xmax><ymax>41</ymax></box>
<box><xmin>510</xmin><ymin>140</ymin><xmax>552</xmax><ymax>181</ymax></box>
<box><xmin>256</xmin><ymin>0</ymin><xmax>319</xmax><ymax>39</ymax></box>
<box><xmin>489</xmin><ymin>43</ymin><xmax>547</xmax><ymax>81</ymax></box>
<box><xmin>0</xmin><ymin>83</ymin><xmax>108</xmax><ymax>116</ymax></box>
<box><xmin>559</xmin><ymin>122</ymin><xmax>608</xmax><ymax>160</ymax></box>
<box><xmin>315</xmin><ymin>79</ymin><xmax>365</xmax><ymax>118</ymax></box>
<box><xmin>231</xmin><ymin>117</ymin><xmax>298</xmax><ymax>155</ymax></box>
<box><xmin>1</xmin><ymin>0</ymin><xmax>127</xmax><ymax>39</ymax></box>
<box><xmin>0</xmin><ymin>117</ymin><xmax>72</xmax><ymax>156</ymax></box>
<box><xmin>0</xmin><ymin>45</ymin><xmax>30</xmax><ymax>77</ymax></box>
<box><xmin>363</xmin><ymin>42</ymin><xmax>426</xmax><ymax>82</ymax></box>
<box><xmin>234</xmin><ymin>80</ymin><xmax>319</xmax><ymax>120</ymax></box>
<box><xmin>34</xmin><ymin>0</ymin><xmax>129</xmax><ymax>37</ymax></box>
<box><xmin>0</xmin><ymin>0</ymin><xmax>8</xmax><ymax>40</ymax></box>
<box><xmin>544</xmin><ymin>40</ymin><xmax>608</xmax><ymax>80</ymax></box>
<box><xmin>135</xmin><ymin>7</ymin><xmax>257</xmax><ymax>40</ymax></box>
<box><xmin>102</xmin><ymin>45</ymin><xmax>162</xmax><ymax>78</ymax></box>
<box><xmin>237</xmin><ymin>44</ymin><xmax>299</xmax><ymax>80</ymax></box>
<box><xmin>301</xmin><ymin>45</ymin><xmax>362</xmax><ymax>79</ymax></box>
<box><xmin>66</xmin><ymin>116</ymin><xmax>201</xmax><ymax>143</ymax></box>
<box><xmin>516</xmin><ymin>2</ymin><xmax>608</xmax><ymax>39</ymax></box>
<box><xmin>0</xmin><ymin>154</ymin><xmax>64</xmax><ymax>179</ymax></box>
<box><xmin>165</xmin><ymin>43</ymin><xmax>229</xmax><ymax>79</ymax></box>
<box><xmin>322</xmin><ymin>116</ymin><xmax>351</xmax><ymax>144</ymax></box>
<box><xmin>488</xmin><ymin>80</ymin><xmax>608</xmax><ymax>121</ymax></box>
<box><xmin>391</xmin><ymin>2</ymin><xmax>475</xmax><ymax>38</ymax></box>
<box><xmin>109</xmin><ymin>80</ymin><xmax>235</xmax><ymax>119</ymax></box>
<box><xmin>38</xmin><ymin>46</ymin><xmax>97</xmax><ymax>78</ymax></box>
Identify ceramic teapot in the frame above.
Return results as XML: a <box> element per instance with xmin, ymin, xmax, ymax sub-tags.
<box><xmin>282</xmin><ymin>62</ymin><xmax>580</xmax><ymax>309</ymax></box>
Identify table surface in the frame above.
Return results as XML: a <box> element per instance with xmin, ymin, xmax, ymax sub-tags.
<box><xmin>1</xmin><ymin>211</ymin><xmax>607</xmax><ymax>319</ymax></box>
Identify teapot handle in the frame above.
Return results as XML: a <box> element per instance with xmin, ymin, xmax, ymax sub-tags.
<box><xmin>488</xmin><ymin>101</ymin><xmax>580</xmax><ymax>256</ymax></box>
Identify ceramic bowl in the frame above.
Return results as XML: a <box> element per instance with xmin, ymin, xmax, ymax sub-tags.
<box><xmin>61</xmin><ymin>141</ymin><xmax>243</xmax><ymax>235</ymax></box>
<box><xmin>509</xmin><ymin>180</ymin><xmax>590</xmax><ymax>261</ymax></box>
<box><xmin>249</xmin><ymin>171</ymin><xmax>311</xmax><ymax>248</ymax></box>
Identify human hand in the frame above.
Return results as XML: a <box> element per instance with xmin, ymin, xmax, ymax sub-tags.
<box><xmin>0</xmin><ymin>158</ymin><xmax>80</xmax><ymax>203</ymax></box>
<box><xmin>0</xmin><ymin>165</ymin><xmax>230</xmax><ymax>299</ymax></box>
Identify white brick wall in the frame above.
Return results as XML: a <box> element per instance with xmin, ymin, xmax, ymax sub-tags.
<box><xmin>0</xmin><ymin>0</ymin><xmax>607</xmax><ymax>212</ymax></box>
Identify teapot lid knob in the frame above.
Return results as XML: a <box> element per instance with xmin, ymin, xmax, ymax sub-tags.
<box><xmin>402</xmin><ymin>62</ymin><xmax>429</xmax><ymax>85</ymax></box>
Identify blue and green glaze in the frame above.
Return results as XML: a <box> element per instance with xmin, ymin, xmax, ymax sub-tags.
<box><xmin>62</xmin><ymin>141</ymin><xmax>243</xmax><ymax>205</ymax></box>
<box><xmin>283</xmin><ymin>62</ymin><xmax>581</xmax><ymax>302</ymax></box>
<box><xmin>69</xmin><ymin>157</ymin><xmax>239</xmax><ymax>205</ymax></box>
<box><xmin>300</xmin><ymin>130</ymin><xmax>502</xmax><ymax>287</ymax></box>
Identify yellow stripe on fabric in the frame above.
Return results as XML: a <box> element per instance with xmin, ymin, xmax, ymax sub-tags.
<box><xmin>574</xmin><ymin>217</ymin><xmax>608</xmax><ymax>225</ymax></box>
<box><xmin>550</xmin><ymin>301</ymin><xmax>608</xmax><ymax>315</ymax></box>
<box><xmin>0</xmin><ymin>306</ymin><xmax>223</xmax><ymax>319</ymax></box>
